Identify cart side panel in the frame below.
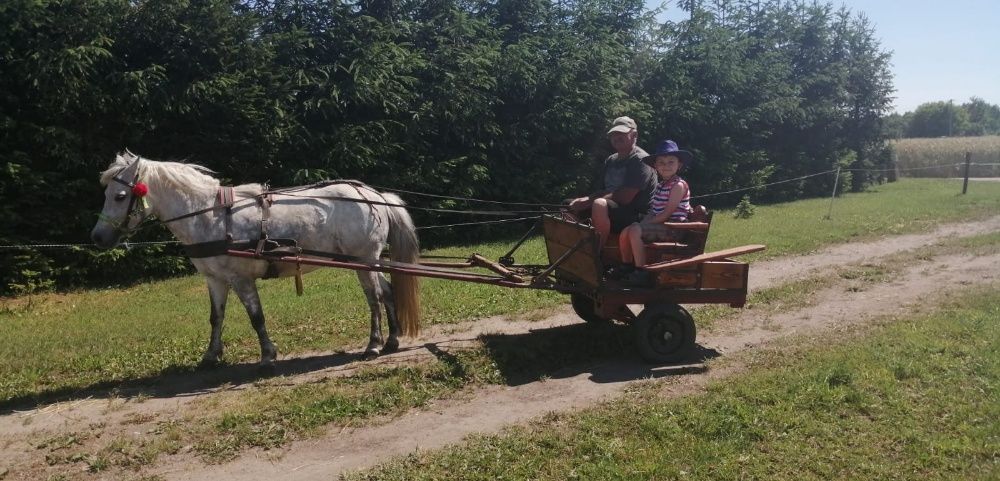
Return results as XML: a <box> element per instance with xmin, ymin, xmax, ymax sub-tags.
<box><xmin>698</xmin><ymin>261</ymin><xmax>749</xmax><ymax>289</ymax></box>
<box><xmin>542</xmin><ymin>216</ymin><xmax>601</xmax><ymax>288</ymax></box>
<box><xmin>656</xmin><ymin>268</ymin><xmax>699</xmax><ymax>287</ymax></box>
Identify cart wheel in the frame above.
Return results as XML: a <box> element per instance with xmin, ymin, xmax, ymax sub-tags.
<box><xmin>633</xmin><ymin>303</ymin><xmax>696</xmax><ymax>363</ymax></box>
<box><xmin>570</xmin><ymin>293</ymin><xmax>609</xmax><ymax>324</ymax></box>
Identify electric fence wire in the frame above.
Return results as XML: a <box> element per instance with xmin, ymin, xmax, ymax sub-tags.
<box><xmin>4</xmin><ymin>163</ymin><xmax>997</xmax><ymax>250</ymax></box>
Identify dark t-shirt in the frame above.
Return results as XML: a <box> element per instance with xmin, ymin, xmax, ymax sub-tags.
<box><xmin>602</xmin><ymin>146</ymin><xmax>657</xmax><ymax>213</ymax></box>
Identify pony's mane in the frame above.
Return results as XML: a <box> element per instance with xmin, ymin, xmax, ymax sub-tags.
<box><xmin>100</xmin><ymin>153</ymin><xmax>262</xmax><ymax>196</ymax></box>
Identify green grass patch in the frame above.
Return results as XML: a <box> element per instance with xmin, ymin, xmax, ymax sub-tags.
<box><xmin>1</xmin><ymin>178</ymin><xmax>998</xmax><ymax>406</ymax></box>
<box><xmin>347</xmin><ymin>285</ymin><xmax>1000</xmax><ymax>481</ymax></box>
<box><xmin>706</xmin><ymin>178</ymin><xmax>1000</xmax><ymax>260</ymax></box>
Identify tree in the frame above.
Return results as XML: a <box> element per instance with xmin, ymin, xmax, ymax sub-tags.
<box><xmin>961</xmin><ymin>97</ymin><xmax>1000</xmax><ymax>135</ymax></box>
<box><xmin>906</xmin><ymin>101</ymin><xmax>970</xmax><ymax>138</ymax></box>
<box><xmin>0</xmin><ymin>0</ymin><xmax>898</xmax><ymax>294</ymax></box>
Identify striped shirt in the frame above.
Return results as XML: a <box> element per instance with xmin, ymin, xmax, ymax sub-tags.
<box><xmin>649</xmin><ymin>176</ymin><xmax>692</xmax><ymax>221</ymax></box>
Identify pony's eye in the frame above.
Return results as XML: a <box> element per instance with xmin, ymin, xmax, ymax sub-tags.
<box><xmin>115</xmin><ymin>191</ymin><xmax>127</xmax><ymax>201</ymax></box>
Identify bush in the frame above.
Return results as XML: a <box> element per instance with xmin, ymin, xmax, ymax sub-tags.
<box><xmin>733</xmin><ymin>195</ymin><xmax>756</xmax><ymax>219</ymax></box>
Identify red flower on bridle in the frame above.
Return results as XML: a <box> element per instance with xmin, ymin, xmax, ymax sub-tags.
<box><xmin>132</xmin><ymin>182</ymin><xmax>149</xmax><ymax>197</ymax></box>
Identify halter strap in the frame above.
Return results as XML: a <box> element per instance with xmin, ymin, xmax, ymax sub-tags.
<box><xmin>106</xmin><ymin>156</ymin><xmax>149</xmax><ymax>237</ymax></box>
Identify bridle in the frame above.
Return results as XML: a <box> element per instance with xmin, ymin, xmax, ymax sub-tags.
<box><xmin>100</xmin><ymin>155</ymin><xmax>152</xmax><ymax>238</ymax></box>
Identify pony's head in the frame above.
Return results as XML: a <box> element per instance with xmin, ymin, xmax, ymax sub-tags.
<box><xmin>91</xmin><ymin>150</ymin><xmax>149</xmax><ymax>249</ymax></box>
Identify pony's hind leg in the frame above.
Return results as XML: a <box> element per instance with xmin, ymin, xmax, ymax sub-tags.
<box><xmin>231</xmin><ymin>278</ymin><xmax>278</xmax><ymax>371</ymax></box>
<box><xmin>200</xmin><ymin>276</ymin><xmax>229</xmax><ymax>368</ymax></box>
<box><xmin>377</xmin><ymin>273</ymin><xmax>401</xmax><ymax>353</ymax></box>
<box><xmin>356</xmin><ymin>271</ymin><xmax>385</xmax><ymax>360</ymax></box>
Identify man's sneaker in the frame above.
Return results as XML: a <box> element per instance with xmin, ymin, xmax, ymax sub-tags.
<box><xmin>626</xmin><ymin>269</ymin><xmax>655</xmax><ymax>287</ymax></box>
<box><xmin>604</xmin><ymin>264</ymin><xmax>636</xmax><ymax>280</ymax></box>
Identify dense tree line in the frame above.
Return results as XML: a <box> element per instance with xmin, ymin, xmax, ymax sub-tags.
<box><xmin>1</xmin><ymin>0</ymin><xmax>894</xmax><ymax>294</ymax></box>
<box><xmin>885</xmin><ymin>97</ymin><xmax>1000</xmax><ymax>139</ymax></box>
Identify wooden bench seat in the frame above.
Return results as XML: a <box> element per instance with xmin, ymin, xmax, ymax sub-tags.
<box><xmin>601</xmin><ymin>205</ymin><xmax>714</xmax><ymax>265</ymax></box>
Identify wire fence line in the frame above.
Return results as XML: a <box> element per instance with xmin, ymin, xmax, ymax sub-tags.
<box><xmin>689</xmin><ymin>169</ymin><xmax>836</xmax><ymax>200</ymax></box>
<box><xmin>2</xmin><ymin>163</ymin><xmax>996</xmax><ymax>250</ymax></box>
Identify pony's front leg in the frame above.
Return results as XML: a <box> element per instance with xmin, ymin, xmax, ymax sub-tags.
<box><xmin>231</xmin><ymin>278</ymin><xmax>278</xmax><ymax>370</ymax></box>
<box><xmin>356</xmin><ymin>271</ymin><xmax>385</xmax><ymax>360</ymax></box>
<box><xmin>199</xmin><ymin>276</ymin><xmax>229</xmax><ymax>368</ymax></box>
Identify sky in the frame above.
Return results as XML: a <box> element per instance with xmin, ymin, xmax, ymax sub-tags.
<box><xmin>651</xmin><ymin>0</ymin><xmax>1000</xmax><ymax>114</ymax></box>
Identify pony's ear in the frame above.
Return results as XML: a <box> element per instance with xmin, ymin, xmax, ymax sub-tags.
<box><xmin>189</xmin><ymin>164</ymin><xmax>219</xmax><ymax>175</ymax></box>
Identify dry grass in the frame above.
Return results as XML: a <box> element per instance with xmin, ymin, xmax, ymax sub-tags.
<box><xmin>892</xmin><ymin>135</ymin><xmax>1000</xmax><ymax>177</ymax></box>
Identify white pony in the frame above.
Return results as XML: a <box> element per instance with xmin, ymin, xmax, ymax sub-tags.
<box><xmin>91</xmin><ymin>151</ymin><xmax>420</xmax><ymax>369</ymax></box>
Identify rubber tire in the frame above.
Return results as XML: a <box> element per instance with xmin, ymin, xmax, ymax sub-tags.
<box><xmin>633</xmin><ymin>303</ymin><xmax>696</xmax><ymax>363</ymax></box>
<box><xmin>570</xmin><ymin>293</ymin><xmax>609</xmax><ymax>324</ymax></box>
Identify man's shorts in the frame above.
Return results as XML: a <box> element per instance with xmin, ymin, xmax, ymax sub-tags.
<box><xmin>639</xmin><ymin>222</ymin><xmax>684</xmax><ymax>243</ymax></box>
<box><xmin>606</xmin><ymin>200</ymin><xmax>644</xmax><ymax>233</ymax></box>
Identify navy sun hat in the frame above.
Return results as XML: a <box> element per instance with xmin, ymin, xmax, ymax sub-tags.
<box><xmin>642</xmin><ymin>139</ymin><xmax>694</xmax><ymax>168</ymax></box>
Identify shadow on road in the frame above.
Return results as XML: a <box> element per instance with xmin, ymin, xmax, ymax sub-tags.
<box><xmin>475</xmin><ymin>322</ymin><xmax>718</xmax><ymax>386</ymax></box>
<box><xmin>0</xmin><ymin>349</ymin><xmax>363</xmax><ymax>415</ymax></box>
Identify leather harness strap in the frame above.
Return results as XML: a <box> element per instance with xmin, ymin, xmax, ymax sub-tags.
<box><xmin>181</xmin><ymin>181</ymin><xmax>379</xmax><ymax>280</ymax></box>
<box><xmin>217</xmin><ymin>186</ymin><xmax>236</xmax><ymax>242</ymax></box>
<box><xmin>184</xmin><ymin>187</ymin><xmax>292</xmax><ymax>279</ymax></box>
<box><xmin>255</xmin><ymin>191</ymin><xmax>273</xmax><ymax>256</ymax></box>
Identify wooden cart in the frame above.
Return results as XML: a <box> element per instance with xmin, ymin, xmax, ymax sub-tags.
<box><xmin>541</xmin><ymin>214</ymin><xmax>763</xmax><ymax>362</ymax></box>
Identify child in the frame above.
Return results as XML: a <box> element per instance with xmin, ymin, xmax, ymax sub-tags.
<box><xmin>618</xmin><ymin>140</ymin><xmax>694</xmax><ymax>286</ymax></box>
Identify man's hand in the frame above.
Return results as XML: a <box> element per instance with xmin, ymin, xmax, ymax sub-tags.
<box><xmin>568</xmin><ymin>196</ymin><xmax>591</xmax><ymax>213</ymax></box>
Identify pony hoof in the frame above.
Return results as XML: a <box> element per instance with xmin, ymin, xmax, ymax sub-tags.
<box><xmin>382</xmin><ymin>339</ymin><xmax>399</xmax><ymax>354</ymax></box>
<box><xmin>361</xmin><ymin>348</ymin><xmax>380</xmax><ymax>361</ymax></box>
<box><xmin>198</xmin><ymin>358</ymin><xmax>222</xmax><ymax>370</ymax></box>
<box><xmin>257</xmin><ymin>363</ymin><xmax>277</xmax><ymax>376</ymax></box>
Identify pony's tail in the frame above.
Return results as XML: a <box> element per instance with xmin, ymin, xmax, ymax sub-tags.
<box><xmin>384</xmin><ymin>193</ymin><xmax>421</xmax><ymax>337</ymax></box>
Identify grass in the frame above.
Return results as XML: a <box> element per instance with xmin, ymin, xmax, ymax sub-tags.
<box><xmin>705</xmin><ymin>177</ymin><xmax>1000</xmax><ymax>260</ymax></box>
<box><xmin>0</xmin><ymin>178</ymin><xmax>998</xmax><ymax>406</ymax></box>
<box><xmin>892</xmin><ymin>135</ymin><xmax>1000</xmax><ymax>178</ymax></box>
<box><xmin>344</xmin><ymin>285</ymin><xmax>1000</xmax><ymax>481</ymax></box>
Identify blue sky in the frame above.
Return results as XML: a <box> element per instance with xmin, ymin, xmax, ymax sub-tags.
<box><xmin>651</xmin><ymin>0</ymin><xmax>1000</xmax><ymax>114</ymax></box>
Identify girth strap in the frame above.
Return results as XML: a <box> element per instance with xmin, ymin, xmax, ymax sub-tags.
<box><xmin>183</xmin><ymin>238</ymin><xmax>301</xmax><ymax>280</ymax></box>
<box><xmin>217</xmin><ymin>186</ymin><xmax>236</xmax><ymax>242</ymax></box>
<box><xmin>255</xmin><ymin>192</ymin><xmax>273</xmax><ymax>256</ymax></box>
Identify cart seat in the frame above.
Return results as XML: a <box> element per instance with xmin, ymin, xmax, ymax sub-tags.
<box><xmin>600</xmin><ymin>205</ymin><xmax>713</xmax><ymax>265</ymax></box>
<box><xmin>644</xmin><ymin>205</ymin><xmax>713</xmax><ymax>263</ymax></box>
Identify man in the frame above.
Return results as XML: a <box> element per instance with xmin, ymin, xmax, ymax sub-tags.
<box><xmin>568</xmin><ymin>116</ymin><xmax>658</xmax><ymax>247</ymax></box>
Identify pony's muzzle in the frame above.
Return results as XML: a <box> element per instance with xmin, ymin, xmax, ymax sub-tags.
<box><xmin>91</xmin><ymin>225</ymin><xmax>120</xmax><ymax>249</ymax></box>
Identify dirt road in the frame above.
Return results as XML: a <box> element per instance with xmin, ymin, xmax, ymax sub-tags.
<box><xmin>4</xmin><ymin>216</ymin><xmax>1000</xmax><ymax>481</ymax></box>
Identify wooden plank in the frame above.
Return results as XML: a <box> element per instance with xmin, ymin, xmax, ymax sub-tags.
<box><xmin>646</xmin><ymin>242</ymin><xmax>689</xmax><ymax>250</ymax></box>
<box><xmin>661</xmin><ymin>221</ymin><xmax>709</xmax><ymax>230</ymax></box>
<box><xmin>542</xmin><ymin>216</ymin><xmax>600</xmax><ymax>286</ymax></box>
<box><xmin>655</xmin><ymin>268</ymin><xmax>699</xmax><ymax>287</ymax></box>
<box><xmin>699</xmin><ymin>261</ymin><xmax>748</xmax><ymax>289</ymax></box>
<box><xmin>471</xmin><ymin>253</ymin><xmax>525</xmax><ymax>282</ymax></box>
<box><xmin>644</xmin><ymin>244</ymin><xmax>766</xmax><ymax>271</ymax></box>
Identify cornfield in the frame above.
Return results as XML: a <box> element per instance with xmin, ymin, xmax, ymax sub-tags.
<box><xmin>891</xmin><ymin>135</ymin><xmax>1000</xmax><ymax>178</ymax></box>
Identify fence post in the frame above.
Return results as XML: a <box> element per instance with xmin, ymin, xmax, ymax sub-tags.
<box><xmin>962</xmin><ymin>151</ymin><xmax>971</xmax><ymax>194</ymax></box>
<box><xmin>825</xmin><ymin>167</ymin><xmax>841</xmax><ymax>220</ymax></box>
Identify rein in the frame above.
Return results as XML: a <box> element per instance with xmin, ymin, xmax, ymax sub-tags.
<box><xmin>104</xmin><ymin>160</ymin><xmax>555</xmax><ymax>253</ymax></box>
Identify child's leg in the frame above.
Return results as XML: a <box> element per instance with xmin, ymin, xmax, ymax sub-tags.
<box><xmin>631</xmin><ymin>224</ymin><xmax>648</xmax><ymax>267</ymax></box>
<box><xmin>619</xmin><ymin>224</ymin><xmax>638</xmax><ymax>264</ymax></box>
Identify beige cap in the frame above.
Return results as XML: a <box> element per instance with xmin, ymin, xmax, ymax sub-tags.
<box><xmin>607</xmin><ymin>116</ymin><xmax>637</xmax><ymax>135</ymax></box>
